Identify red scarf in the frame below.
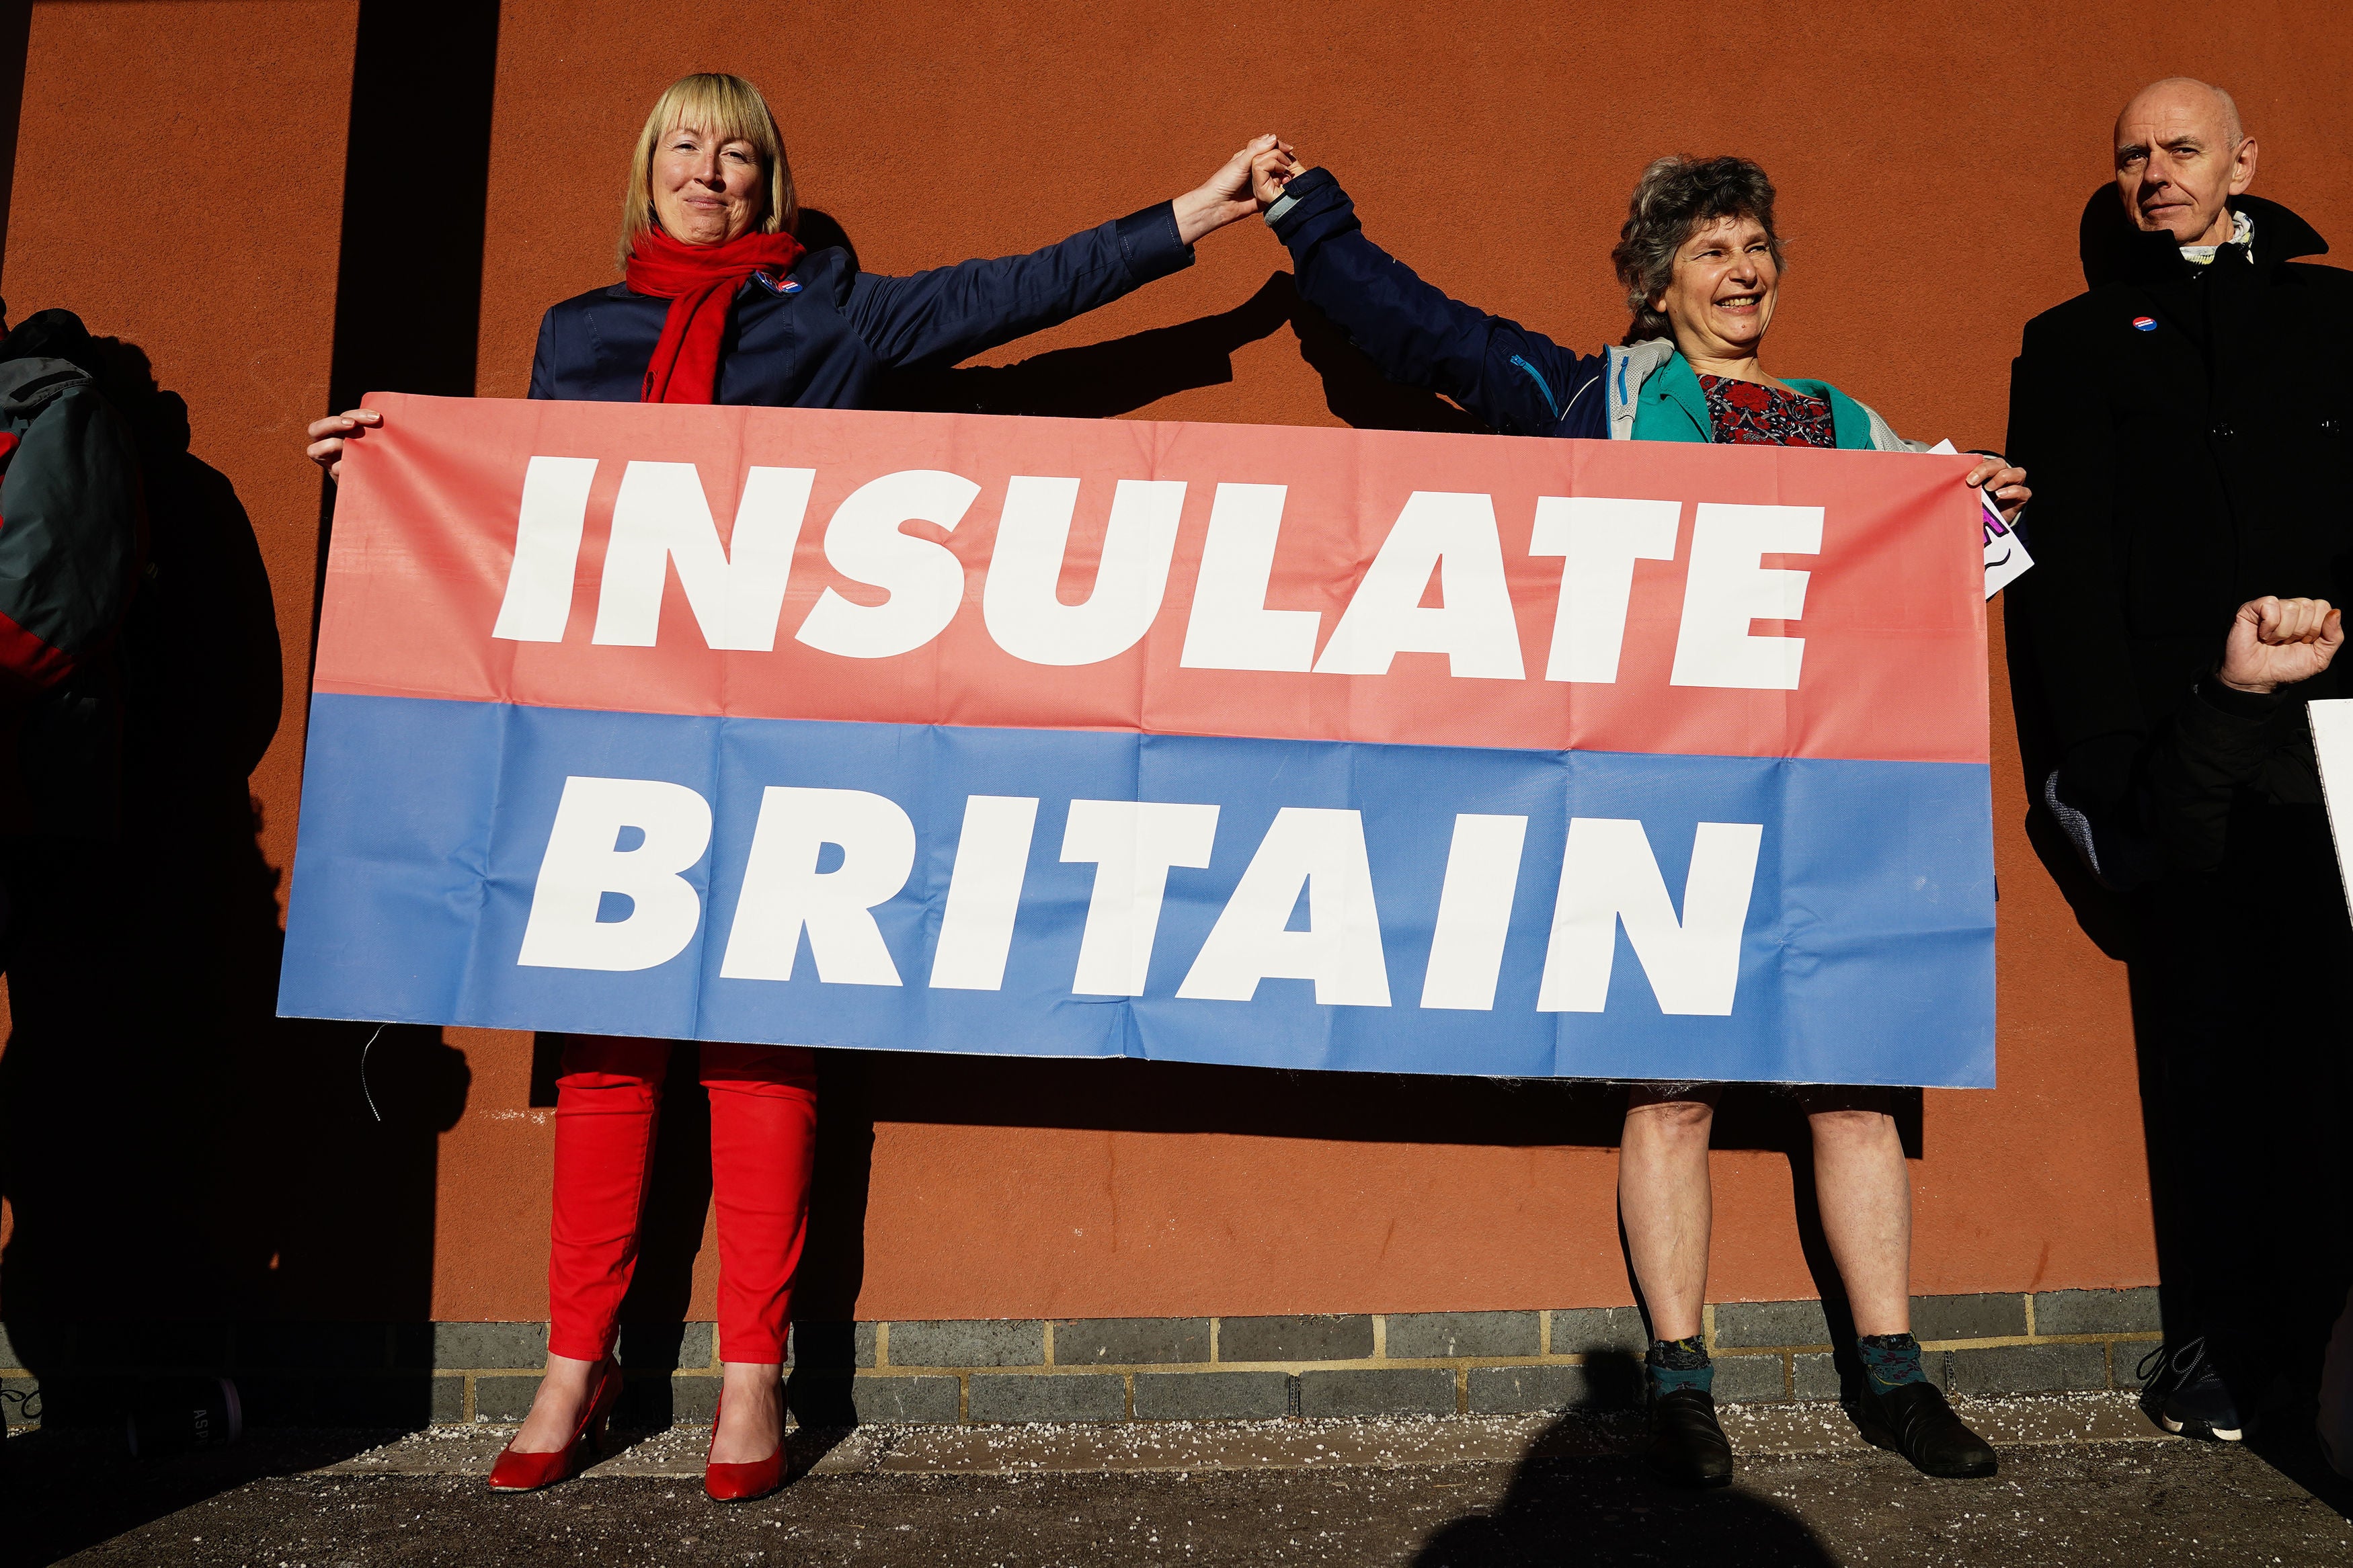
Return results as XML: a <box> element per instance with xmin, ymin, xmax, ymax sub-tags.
<box><xmin>625</xmin><ymin>226</ymin><xmax>807</xmax><ymax>403</ymax></box>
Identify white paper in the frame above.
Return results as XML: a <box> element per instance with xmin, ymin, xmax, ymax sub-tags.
<box><xmin>1979</xmin><ymin>497</ymin><xmax>2034</xmax><ymax>598</ymax></box>
<box><xmin>2308</xmin><ymin>698</ymin><xmax>2353</xmax><ymax>919</ymax></box>
<box><xmin>1927</xmin><ymin>440</ymin><xmax>2035</xmax><ymax>600</ymax></box>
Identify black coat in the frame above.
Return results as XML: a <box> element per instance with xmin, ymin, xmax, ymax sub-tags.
<box><xmin>2007</xmin><ymin>194</ymin><xmax>2353</xmax><ymax>841</ymax></box>
<box><xmin>2138</xmin><ymin>677</ymin><xmax>2321</xmax><ymax>874</ymax></box>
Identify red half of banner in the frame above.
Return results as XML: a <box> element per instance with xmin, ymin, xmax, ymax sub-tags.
<box><xmin>313</xmin><ymin>394</ymin><xmax>1989</xmax><ymax>766</ymax></box>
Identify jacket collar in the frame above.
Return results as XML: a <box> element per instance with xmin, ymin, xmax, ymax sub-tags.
<box><xmin>2079</xmin><ymin>190</ymin><xmax>2327</xmax><ymax>289</ymax></box>
<box><xmin>1605</xmin><ymin>338</ymin><xmax>1679</xmax><ymax>440</ymax></box>
<box><xmin>2223</xmin><ymin>194</ymin><xmax>2326</xmax><ymax>261</ymax></box>
<box><xmin>1644</xmin><ymin>347</ymin><xmax>1714</xmax><ymax>440</ymax></box>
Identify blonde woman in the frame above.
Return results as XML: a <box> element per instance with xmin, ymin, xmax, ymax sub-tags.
<box><xmin>309</xmin><ymin>72</ymin><xmax>1277</xmax><ymax>1501</ymax></box>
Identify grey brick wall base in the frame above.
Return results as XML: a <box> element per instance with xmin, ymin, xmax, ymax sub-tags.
<box><xmin>0</xmin><ymin>1289</ymin><xmax>2163</xmax><ymax>1432</ymax></box>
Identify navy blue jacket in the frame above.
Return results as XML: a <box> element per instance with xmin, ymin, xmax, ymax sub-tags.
<box><xmin>529</xmin><ymin>203</ymin><xmax>1193</xmax><ymax>407</ymax></box>
<box><xmin>1269</xmin><ymin>167</ymin><xmax>1609</xmax><ymax>438</ymax></box>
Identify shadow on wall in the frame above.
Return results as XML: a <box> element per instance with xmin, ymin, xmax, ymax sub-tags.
<box><xmin>314</xmin><ymin>0</ymin><xmax>502</xmax><ymax>644</ymax></box>
<box><xmin>882</xmin><ymin>265</ymin><xmax>1485</xmax><ymax>435</ymax></box>
<box><xmin>834</xmin><ymin>1051</ymin><xmax>1922</xmax><ymax>1155</ymax></box>
<box><xmin>799</xmin><ymin>209</ymin><xmax>1484</xmax><ymax>433</ymax></box>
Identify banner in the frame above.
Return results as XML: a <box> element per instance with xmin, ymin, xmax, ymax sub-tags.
<box><xmin>2312</xmin><ymin>699</ymin><xmax>2353</xmax><ymax>917</ymax></box>
<box><xmin>280</xmin><ymin>394</ymin><xmax>1995</xmax><ymax>1085</ymax></box>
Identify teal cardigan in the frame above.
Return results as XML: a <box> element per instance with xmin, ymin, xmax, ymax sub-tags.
<box><xmin>1625</xmin><ymin>348</ymin><xmax>1889</xmax><ymax>450</ymax></box>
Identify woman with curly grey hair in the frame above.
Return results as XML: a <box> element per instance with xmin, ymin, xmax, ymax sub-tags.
<box><xmin>1248</xmin><ymin>144</ymin><xmax>2020</xmax><ymax>1490</ymax></box>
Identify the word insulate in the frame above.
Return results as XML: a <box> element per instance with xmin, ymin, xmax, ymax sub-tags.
<box><xmin>498</xmin><ymin>459</ymin><xmax>1821</xmax><ymax>1016</ymax></box>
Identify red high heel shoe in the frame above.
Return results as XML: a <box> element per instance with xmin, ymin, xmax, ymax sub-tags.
<box><xmin>486</xmin><ymin>1358</ymin><xmax>622</xmax><ymax>1493</ymax></box>
<box><xmin>703</xmin><ymin>1385</ymin><xmax>785</xmax><ymax>1503</ymax></box>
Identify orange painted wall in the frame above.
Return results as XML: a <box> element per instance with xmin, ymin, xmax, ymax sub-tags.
<box><xmin>3</xmin><ymin>0</ymin><xmax>354</xmax><ymax>882</ymax></box>
<box><xmin>9</xmin><ymin>0</ymin><xmax>2351</xmax><ymax>1325</ymax></box>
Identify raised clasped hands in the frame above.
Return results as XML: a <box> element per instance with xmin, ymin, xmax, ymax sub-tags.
<box><xmin>2217</xmin><ymin>595</ymin><xmax>2344</xmax><ymax>694</ymax></box>
<box><xmin>1173</xmin><ymin>134</ymin><xmax>1299</xmax><ymax>245</ymax></box>
<box><xmin>1250</xmin><ymin>139</ymin><xmax>1303</xmax><ymax>210</ymax></box>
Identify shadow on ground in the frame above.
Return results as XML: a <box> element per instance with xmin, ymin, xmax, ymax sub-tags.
<box><xmin>1415</xmin><ymin>1454</ymin><xmax>1834</xmax><ymax>1565</ymax></box>
<box><xmin>1</xmin><ymin>1428</ymin><xmax>407</xmax><ymax>1566</ymax></box>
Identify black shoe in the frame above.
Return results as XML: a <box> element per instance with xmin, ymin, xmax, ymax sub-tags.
<box><xmin>1849</xmin><ymin>1381</ymin><xmax>1999</xmax><ymax>1477</ymax></box>
<box><xmin>1648</xmin><ymin>1387</ymin><xmax>1734</xmax><ymax>1487</ymax></box>
<box><xmin>2141</xmin><ymin>1339</ymin><xmax>2250</xmax><ymax>1442</ymax></box>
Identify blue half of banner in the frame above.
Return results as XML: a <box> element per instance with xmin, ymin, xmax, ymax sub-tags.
<box><xmin>282</xmin><ymin>693</ymin><xmax>1995</xmax><ymax>1085</ymax></box>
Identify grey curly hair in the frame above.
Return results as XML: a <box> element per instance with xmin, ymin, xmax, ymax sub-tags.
<box><xmin>1610</xmin><ymin>155</ymin><xmax>1785</xmax><ymax>345</ymax></box>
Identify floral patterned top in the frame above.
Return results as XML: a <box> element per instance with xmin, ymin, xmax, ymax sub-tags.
<box><xmin>1696</xmin><ymin>374</ymin><xmax>1835</xmax><ymax>448</ymax></box>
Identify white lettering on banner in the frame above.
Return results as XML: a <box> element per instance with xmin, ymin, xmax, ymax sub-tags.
<box><xmin>1537</xmin><ymin>818</ymin><xmax>1763</xmax><ymax>1014</ymax></box>
<box><xmin>719</xmin><ymin>787</ymin><xmax>916</xmax><ymax>985</ymax></box>
<box><xmin>518</xmin><ymin>780</ymin><xmax>1766</xmax><ymax>1014</ymax></box>
<box><xmin>1419</xmin><ymin>813</ymin><xmax>1530</xmax><ymax>1010</ymax></box>
<box><xmin>1669</xmin><ymin>503</ymin><xmax>1823</xmax><ymax>690</ymax></box>
<box><xmin>793</xmin><ymin>470</ymin><xmax>982</xmax><ymax>659</ymax></box>
<box><xmin>1179</xmin><ymin>483</ymin><xmax>1322</xmax><ymax>672</ymax></box>
<box><xmin>1060</xmin><ymin>799</ymin><xmax>1222</xmax><ymax>995</ymax></box>
<box><xmin>492</xmin><ymin>456</ymin><xmax>601</xmax><ymax>643</ymax></box>
<box><xmin>1529</xmin><ymin>496</ymin><xmax>1681</xmax><ymax>683</ymax></box>
<box><xmin>1313</xmin><ymin>492</ymin><xmax>1525</xmax><ymax>679</ymax></box>
<box><xmin>592</xmin><ymin>462</ymin><xmax>815</xmax><ymax>649</ymax></box>
<box><xmin>983</xmin><ymin>477</ymin><xmax>1187</xmax><ymax>665</ymax></box>
<box><xmin>1177</xmin><ymin>807</ymin><xmax>1392</xmax><ymax>1005</ymax></box>
<box><xmin>493</xmin><ymin>454</ymin><xmax>1839</xmax><ymax>692</ymax></box>
<box><xmin>927</xmin><ymin>794</ymin><xmax>1041</xmax><ymax>991</ymax></box>
<box><xmin>518</xmin><ymin>775</ymin><xmax>713</xmax><ymax>970</ymax></box>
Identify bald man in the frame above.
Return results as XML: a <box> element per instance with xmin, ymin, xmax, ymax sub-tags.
<box><xmin>2112</xmin><ymin>77</ymin><xmax>2258</xmax><ymax>248</ymax></box>
<box><xmin>2005</xmin><ymin>79</ymin><xmax>2353</xmax><ymax>1444</ymax></box>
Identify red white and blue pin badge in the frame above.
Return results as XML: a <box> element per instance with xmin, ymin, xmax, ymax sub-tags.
<box><xmin>2131</xmin><ymin>315</ymin><xmax>2158</xmax><ymax>332</ymax></box>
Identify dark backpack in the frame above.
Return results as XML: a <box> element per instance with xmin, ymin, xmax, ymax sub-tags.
<box><xmin>0</xmin><ymin>349</ymin><xmax>145</xmax><ymax>837</ymax></box>
<box><xmin>0</xmin><ymin>355</ymin><xmax>142</xmax><ymax>692</ymax></box>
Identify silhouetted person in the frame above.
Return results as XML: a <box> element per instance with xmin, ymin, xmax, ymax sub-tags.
<box><xmin>0</xmin><ymin>300</ymin><xmax>277</xmax><ymax>1329</ymax></box>
<box><xmin>3</xmin><ymin>308</ymin><xmax>454</xmax><ymax>1494</ymax></box>
<box><xmin>0</xmin><ymin>302</ymin><xmax>147</xmax><ymax>1389</ymax></box>
<box><xmin>0</xmin><ymin>302</ymin><xmax>143</xmax><ymax>952</ymax></box>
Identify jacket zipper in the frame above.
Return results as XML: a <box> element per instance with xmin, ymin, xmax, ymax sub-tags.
<box><xmin>1510</xmin><ymin>354</ymin><xmax>1560</xmax><ymax>419</ymax></box>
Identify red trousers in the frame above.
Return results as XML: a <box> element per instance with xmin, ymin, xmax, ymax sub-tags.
<box><xmin>547</xmin><ymin>1036</ymin><xmax>818</xmax><ymax>1364</ymax></box>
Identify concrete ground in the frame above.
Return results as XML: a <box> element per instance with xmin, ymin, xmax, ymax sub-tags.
<box><xmin>12</xmin><ymin>1393</ymin><xmax>2353</xmax><ymax>1565</ymax></box>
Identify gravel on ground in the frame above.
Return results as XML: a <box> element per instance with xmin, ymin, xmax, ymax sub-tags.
<box><xmin>13</xmin><ymin>1401</ymin><xmax>2353</xmax><ymax>1566</ymax></box>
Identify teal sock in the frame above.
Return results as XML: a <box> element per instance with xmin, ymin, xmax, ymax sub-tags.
<box><xmin>1858</xmin><ymin>1332</ymin><xmax>1925</xmax><ymax>1393</ymax></box>
<box><xmin>1647</xmin><ymin>1335</ymin><xmax>1713</xmax><ymax>1395</ymax></box>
